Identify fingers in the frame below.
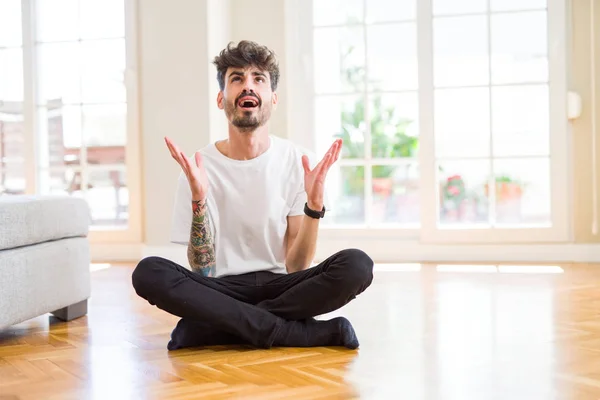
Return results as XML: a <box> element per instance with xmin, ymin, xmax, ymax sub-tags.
<box><xmin>319</xmin><ymin>139</ymin><xmax>342</xmax><ymax>174</ymax></box>
<box><xmin>332</xmin><ymin>139</ymin><xmax>342</xmax><ymax>162</ymax></box>
<box><xmin>327</xmin><ymin>139</ymin><xmax>342</xmax><ymax>169</ymax></box>
<box><xmin>180</xmin><ymin>151</ymin><xmax>192</xmax><ymax>176</ymax></box>
<box><xmin>195</xmin><ymin>151</ymin><xmax>203</xmax><ymax>169</ymax></box>
<box><xmin>313</xmin><ymin>152</ymin><xmax>332</xmax><ymax>178</ymax></box>
<box><xmin>301</xmin><ymin>155</ymin><xmax>311</xmax><ymax>174</ymax></box>
<box><xmin>164</xmin><ymin>136</ymin><xmax>177</xmax><ymax>159</ymax></box>
<box><xmin>165</xmin><ymin>136</ymin><xmax>184</xmax><ymax>166</ymax></box>
<box><xmin>166</xmin><ymin>137</ymin><xmax>203</xmax><ymax>177</ymax></box>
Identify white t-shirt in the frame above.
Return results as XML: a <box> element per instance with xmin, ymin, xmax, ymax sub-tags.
<box><xmin>170</xmin><ymin>135</ymin><xmax>324</xmax><ymax>278</ymax></box>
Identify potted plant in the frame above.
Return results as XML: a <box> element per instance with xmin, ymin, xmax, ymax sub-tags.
<box><xmin>484</xmin><ymin>175</ymin><xmax>524</xmax><ymax>202</ymax></box>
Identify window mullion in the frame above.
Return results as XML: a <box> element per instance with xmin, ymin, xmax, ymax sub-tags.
<box><xmin>21</xmin><ymin>0</ymin><xmax>37</xmax><ymax>194</ymax></box>
<box><xmin>363</xmin><ymin>0</ymin><xmax>372</xmax><ymax>226</ymax></box>
<box><xmin>417</xmin><ymin>0</ymin><xmax>436</xmax><ymax>235</ymax></box>
<box><xmin>486</xmin><ymin>0</ymin><xmax>496</xmax><ymax>227</ymax></box>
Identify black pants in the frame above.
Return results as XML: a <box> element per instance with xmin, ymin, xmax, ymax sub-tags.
<box><xmin>131</xmin><ymin>248</ymin><xmax>373</xmax><ymax>349</ymax></box>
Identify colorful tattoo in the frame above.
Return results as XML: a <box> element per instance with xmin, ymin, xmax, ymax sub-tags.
<box><xmin>187</xmin><ymin>199</ymin><xmax>217</xmax><ymax>277</ymax></box>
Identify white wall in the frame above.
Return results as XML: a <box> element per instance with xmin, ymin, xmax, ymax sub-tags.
<box><xmin>207</xmin><ymin>0</ymin><xmax>232</xmax><ymax>143</ymax></box>
<box><xmin>230</xmin><ymin>0</ymin><xmax>289</xmax><ymax>139</ymax></box>
<box><xmin>139</xmin><ymin>0</ymin><xmax>213</xmax><ymax>246</ymax></box>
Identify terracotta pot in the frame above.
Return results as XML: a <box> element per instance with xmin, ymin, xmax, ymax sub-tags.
<box><xmin>373</xmin><ymin>177</ymin><xmax>393</xmax><ymax>196</ymax></box>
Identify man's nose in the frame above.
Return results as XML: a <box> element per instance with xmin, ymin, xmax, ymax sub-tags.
<box><xmin>243</xmin><ymin>79</ymin><xmax>257</xmax><ymax>92</ymax></box>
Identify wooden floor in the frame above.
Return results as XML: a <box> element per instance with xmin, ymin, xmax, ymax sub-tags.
<box><xmin>1</xmin><ymin>262</ymin><xmax>599</xmax><ymax>399</ymax></box>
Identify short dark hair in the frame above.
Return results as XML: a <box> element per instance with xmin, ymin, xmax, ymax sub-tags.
<box><xmin>213</xmin><ymin>40</ymin><xmax>280</xmax><ymax>92</ymax></box>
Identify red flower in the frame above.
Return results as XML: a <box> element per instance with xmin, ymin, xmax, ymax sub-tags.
<box><xmin>448</xmin><ymin>186</ymin><xmax>460</xmax><ymax>195</ymax></box>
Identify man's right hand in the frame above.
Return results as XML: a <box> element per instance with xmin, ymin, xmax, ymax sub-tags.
<box><xmin>165</xmin><ymin>136</ymin><xmax>208</xmax><ymax>200</ymax></box>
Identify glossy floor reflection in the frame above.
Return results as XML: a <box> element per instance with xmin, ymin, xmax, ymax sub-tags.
<box><xmin>0</xmin><ymin>262</ymin><xmax>599</xmax><ymax>399</ymax></box>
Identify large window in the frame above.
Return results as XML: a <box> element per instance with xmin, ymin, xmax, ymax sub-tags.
<box><xmin>0</xmin><ymin>0</ymin><xmax>140</xmax><ymax>242</ymax></box>
<box><xmin>293</xmin><ymin>0</ymin><xmax>569</xmax><ymax>243</ymax></box>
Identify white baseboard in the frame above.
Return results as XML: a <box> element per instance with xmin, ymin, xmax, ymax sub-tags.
<box><xmin>89</xmin><ymin>241</ymin><xmax>600</xmax><ymax>265</ymax></box>
<box><xmin>90</xmin><ymin>243</ymin><xmax>143</xmax><ymax>263</ymax></box>
<box><xmin>314</xmin><ymin>240</ymin><xmax>600</xmax><ymax>263</ymax></box>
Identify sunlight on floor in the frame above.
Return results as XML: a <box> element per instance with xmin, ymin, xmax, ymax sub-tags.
<box><xmin>90</xmin><ymin>263</ymin><xmax>112</xmax><ymax>272</ymax></box>
<box><xmin>437</xmin><ymin>264</ymin><xmax>498</xmax><ymax>273</ymax></box>
<box><xmin>498</xmin><ymin>265</ymin><xmax>564</xmax><ymax>274</ymax></box>
<box><xmin>373</xmin><ymin>264</ymin><xmax>565</xmax><ymax>274</ymax></box>
<box><xmin>374</xmin><ymin>263</ymin><xmax>422</xmax><ymax>272</ymax></box>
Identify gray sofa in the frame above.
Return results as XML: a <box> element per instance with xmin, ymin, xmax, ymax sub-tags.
<box><xmin>0</xmin><ymin>195</ymin><xmax>91</xmax><ymax>329</ymax></box>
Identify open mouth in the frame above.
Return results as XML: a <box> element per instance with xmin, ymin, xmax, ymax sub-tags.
<box><xmin>237</xmin><ymin>96</ymin><xmax>260</xmax><ymax>109</ymax></box>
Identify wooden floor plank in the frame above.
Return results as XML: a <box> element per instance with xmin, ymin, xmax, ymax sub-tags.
<box><xmin>1</xmin><ymin>262</ymin><xmax>599</xmax><ymax>399</ymax></box>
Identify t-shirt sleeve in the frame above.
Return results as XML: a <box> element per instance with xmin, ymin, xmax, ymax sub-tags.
<box><xmin>289</xmin><ymin>185</ymin><xmax>307</xmax><ymax>216</ymax></box>
<box><xmin>170</xmin><ymin>172</ymin><xmax>192</xmax><ymax>245</ymax></box>
<box><xmin>288</xmin><ymin>150</ymin><xmax>331</xmax><ymax>217</ymax></box>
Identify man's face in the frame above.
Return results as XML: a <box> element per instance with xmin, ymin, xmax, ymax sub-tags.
<box><xmin>217</xmin><ymin>66</ymin><xmax>278</xmax><ymax>132</ymax></box>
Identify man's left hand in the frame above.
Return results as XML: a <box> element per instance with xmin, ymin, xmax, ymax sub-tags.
<box><xmin>302</xmin><ymin>139</ymin><xmax>342</xmax><ymax>211</ymax></box>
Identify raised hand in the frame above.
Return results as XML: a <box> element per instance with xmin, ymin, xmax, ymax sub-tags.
<box><xmin>301</xmin><ymin>139</ymin><xmax>342</xmax><ymax>211</ymax></box>
<box><xmin>164</xmin><ymin>136</ymin><xmax>208</xmax><ymax>201</ymax></box>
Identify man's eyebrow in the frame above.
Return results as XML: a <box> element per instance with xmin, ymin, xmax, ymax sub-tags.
<box><xmin>228</xmin><ymin>70</ymin><xmax>267</xmax><ymax>79</ymax></box>
<box><xmin>228</xmin><ymin>70</ymin><xmax>244</xmax><ymax>79</ymax></box>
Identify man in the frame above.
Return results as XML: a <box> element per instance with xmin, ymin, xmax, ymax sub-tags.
<box><xmin>131</xmin><ymin>40</ymin><xmax>373</xmax><ymax>351</ymax></box>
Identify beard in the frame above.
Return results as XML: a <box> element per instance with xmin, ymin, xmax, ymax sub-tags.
<box><xmin>224</xmin><ymin>94</ymin><xmax>272</xmax><ymax>133</ymax></box>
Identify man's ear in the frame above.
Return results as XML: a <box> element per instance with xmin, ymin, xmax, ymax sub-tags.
<box><xmin>217</xmin><ymin>91</ymin><xmax>224</xmax><ymax>109</ymax></box>
<box><xmin>272</xmin><ymin>92</ymin><xmax>278</xmax><ymax>110</ymax></box>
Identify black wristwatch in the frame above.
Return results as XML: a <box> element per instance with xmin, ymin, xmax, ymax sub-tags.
<box><xmin>304</xmin><ymin>202</ymin><xmax>326</xmax><ymax>219</ymax></box>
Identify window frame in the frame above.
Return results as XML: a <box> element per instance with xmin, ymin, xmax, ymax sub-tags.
<box><xmin>285</xmin><ymin>0</ymin><xmax>571</xmax><ymax>245</ymax></box>
<box><xmin>16</xmin><ymin>0</ymin><xmax>142</xmax><ymax>244</ymax></box>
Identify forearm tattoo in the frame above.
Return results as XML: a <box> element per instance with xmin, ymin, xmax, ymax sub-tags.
<box><xmin>187</xmin><ymin>199</ymin><xmax>217</xmax><ymax>277</ymax></box>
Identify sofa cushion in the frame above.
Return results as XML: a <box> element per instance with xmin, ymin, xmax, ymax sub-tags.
<box><xmin>0</xmin><ymin>195</ymin><xmax>90</xmax><ymax>251</ymax></box>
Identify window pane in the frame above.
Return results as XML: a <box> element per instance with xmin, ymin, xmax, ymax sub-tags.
<box><xmin>492</xmin><ymin>85</ymin><xmax>549</xmax><ymax>157</ymax></box>
<box><xmin>38</xmin><ymin>168</ymin><xmax>85</xmax><ymax>197</ymax></box>
<box><xmin>434</xmin><ymin>88</ymin><xmax>490</xmax><ymax>158</ymax></box>
<box><xmin>323</xmin><ymin>166</ymin><xmax>365</xmax><ymax>225</ymax></box>
<box><xmin>313</xmin><ymin>27</ymin><xmax>365</xmax><ymax>94</ymax></box>
<box><xmin>491</xmin><ymin>0</ymin><xmax>546</xmax><ymax>12</ymax></box>
<box><xmin>372</xmin><ymin>164</ymin><xmax>419</xmax><ymax>225</ymax></box>
<box><xmin>315</xmin><ymin>95</ymin><xmax>365</xmax><ymax>159</ymax></box>
<box><xmin>0</xmin><ymin>0</ymin><xmax>22</xmax><ymax>46</ymax></box>
<box><xmin>434</xmin><ymin>16</ymin><xmax>489</xmax><ymax>87</ymax></box>
<box><xmin>0</xmin><ymin>102</ymin><xmax>25</xmax><ymax>195</ymax></box>
<box><xmin>81</xmin><ymin>39</ymin><xmax>126</xmax><ymax>103</ymax></box>
<box><xmin>36</xmin><ymin>0</ymin><xmax>79</xmax><ymax>42</ymax></box>
<box><xmin>370</xmin><ymin>93</ymin><xmax>419</xmax><ymax>158</ymax></box>
<box><xmin>80</xmin><ymin>0</ymin><xmax>125</xmax><ymax>39</ymax></box>
<box><xmin>83</xmin><ymin>104</ymin><xmax>127</xmax><ymax>165</ymax></box>
<box><xmin>0</xmin><ymin>48</ymin><xmax>24</xmax><ymax>102</ymax></box>
<box><xmin>367</xmin><ymin>23</ymin><xmax>417</xmax><ymax>91</ymax></box>
<box><xmin>0</xmin><ymin>166</ymin><xmax>25</xmax><ymax>195</ymax></box>
<box><xmin>491</xmin><ymin>11</ymin><xmax>548</xmax><ymax>84</ymax></box>
<box><xmin>37</xmin><ymin>43</ymin><xmax>81</xmax><ymax>105</ymax></box>
<box><xmin>493</xmin><ymin>158</ymin><xmax>550</xmax><ymax>226</ymax></box>
<box><xmin>433</xmin><ymin>0</ymin><xmax>487</xmax><ymax>15</ymax></box>
<box><xmin>88</xmin><ymin>168</ymin><xmax>128</xmax><ymax>227</ymax></box>
<box><xmin>37</xmin><ymin>105</ymin><xmax>81</xmax><ymax>168</ymax></box>
<box><xmin>313</xmin><ymin>0</ymin><xmax>363</xmax><ymax>26</ymax></box>
<box><xmin>366</xmin><ymin>0</ymin><xmax>416</xmax><ymax>22</ymax></box>
<box><xmin>438</xmin><ymin>160</ymin><xmax>490</xmax><ymax>226</ymax></box>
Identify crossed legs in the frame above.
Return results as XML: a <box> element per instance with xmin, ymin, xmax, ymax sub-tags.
<box><xmin>131</xmin><ymin>249</ymin><xmax>374</xmax><ymax>350</ymax></box>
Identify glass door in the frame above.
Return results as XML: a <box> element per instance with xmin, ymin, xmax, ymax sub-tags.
<box><xmin>0</xmin><ymin>0</ymin><xmax>142</xmax><ymax>244</ymax></box>
<box><xmin>299</xmin><ymin>0</ymin><xmax>569</xmax><ymax>244</ymax></box>
<box><xmin>418</xmin><ymin>0</ymin><xmax>569</xmax><ymax>243</ymax></box>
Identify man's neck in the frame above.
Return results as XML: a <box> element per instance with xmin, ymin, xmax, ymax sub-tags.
<box><xmin>220</xmin><ymin>126</ymin><xmax>270</xmax><ymax>160</ymax></box>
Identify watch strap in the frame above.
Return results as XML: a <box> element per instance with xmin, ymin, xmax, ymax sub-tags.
<box><xmin>304</xmin><ymin>202</ymin><xmax>326</xmax><ymax>219</ymax></box>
